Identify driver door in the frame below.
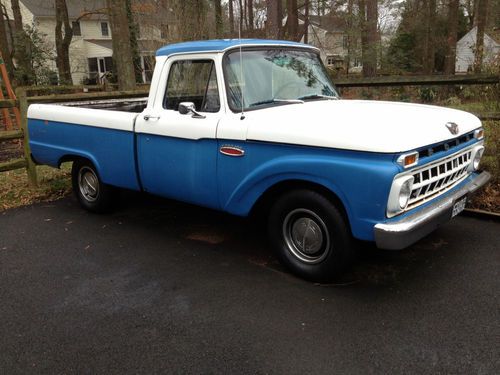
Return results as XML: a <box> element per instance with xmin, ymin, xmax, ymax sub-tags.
<box><xmin>135</xmin><ymin>56</ymin><xmax>223</xmax><ymax>209</ymax></box>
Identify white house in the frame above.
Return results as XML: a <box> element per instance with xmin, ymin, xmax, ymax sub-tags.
<box><xmin>298</xmin><ymin>13</ymin><xmax>362</xmax><ymax>73</ymax></box>
<box><xmin>455</xmin><ymin>26</ymin><xmax>500</xmax><ymax>73</ymax></box>
<box><xmin>3</xmin><ymin>0</ymin><xmax>159</xmax><ymax>84</ymax></box>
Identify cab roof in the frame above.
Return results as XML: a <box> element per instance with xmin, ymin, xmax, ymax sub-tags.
<box><xmin>156</xmin><ymin>39</ymin><xmax>318</xmax><ymax>57</ymax></box>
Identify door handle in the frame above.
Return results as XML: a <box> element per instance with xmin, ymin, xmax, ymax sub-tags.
<box><xmin>143</xmin><ymin>115</ymin><xmax>160</xmax><ymax>121</ymax></box>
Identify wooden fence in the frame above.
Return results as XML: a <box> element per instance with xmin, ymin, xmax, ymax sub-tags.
<box><xmin>0</xmin><ymin>75</ymin><xmax>498</xmax><ymax>186</ymax></box>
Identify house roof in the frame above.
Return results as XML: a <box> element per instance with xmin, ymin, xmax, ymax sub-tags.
<box><xmin>21</xmin><ymin>0</ymin><xmax>106</xmax><ymax>19</ymax></box>
<box><xmin>156</xmin><ymin>39</ymin><xmax>318</xmax><ymax>57</ymax></box>
<box><xmin>298</xmin><ymin>12</ymin><xmax>347</xmax><ymax>33</ymax></box>
<box><xmin>457</xmin><ymin>26</ymin><xmax>500</xmax><ymax>47</ymax></box>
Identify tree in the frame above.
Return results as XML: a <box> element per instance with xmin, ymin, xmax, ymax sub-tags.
<box><xmin>10</xmin><ymin>0</ymin><xmax>34</xmax><ymax>84</ymax></box>
<box><xmin>238</xmin><ymin>0</ymin><xmax>244</xmax><ymax>33</ymax></box>
<box><xmin>444</xmin><ymin>0</ymin><xmax>459</xmax><ymax>74</ymax></box>
<box><xmin>214</xmin><ymin>0</ymin><xmax>223</xmax><ymax>37</ymax></box>
<box><xmin>422</xmin><ymin>0</ymin><xmax>436</xmax><ymax>74</ymax></box>
<box><xmin>107</xmin><ymin>0</ymin><xmax>136</xmax><ymax>90</ymax></box>
<box><xmin>23</xmin><ymin>24</ymin><xmax>56</xmax><ymax>85</ymax></box>
<box><xmin>247</xmin><ymin>0</ymin><xmax>254</xmax><ymax>32</ymax></box>
<box><xmin>360</xmin><ymin>0</ymin><xmax>378</xmax><ymax>77</ymax></box>
<box><xmin>474</xmin><ymin>0</ymin><xmax>490</xmax><ymax>72</ymax></box>
<box><xmin>55</xmin><ymin>0</ymin><xmax>73</xmax><ymax>85</ymax></box>
<box><xmin>174</xmin><ymin>0</ymin><xmax>207</xmax><ymax>39</ymax></box>
<box><xmin>126</xmin><ymin>0</ymin><xmax>142</xmax><ymax>83</ymax></box>
<box><xmin>228</xmin><ymin>0</ymin><xmax>235</xmax><ymax>35</ymax></box>
<box><xmin>286</xmin><ymin>0</ymin><xmax>298</xmax><ymax>41</ymax></box>
<box><xmin>0</xmin><ymin>4</ymin><xmax>14</xmax><ymax>77</ymax></box>
<box><xmin>303</xmin><ymin>0</ymin><xmax>309</xmax><ymax>43</ymax></box>
<box><xmin>266</xmin><ymin>0</ymin><xmax>280</xmax><ymax>39</ymax></box>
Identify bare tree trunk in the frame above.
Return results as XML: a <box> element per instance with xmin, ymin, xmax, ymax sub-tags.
<box><xmin>0</xmin><ymin>7</ymin><xmax>14</xmax><ymax>77</ymax></box>
<box><xmin>247</xmin><ymin>0</ymin><xmax>254</xmax><ymax>32</ymax></box>
<box><xmin>277</xmin><ymin>0</ymin><xmax>283</xmax><ymax>38</ymax></box>
<box><xmin>304</xmin><ymin>0</ymin><xmax>309</xmax><ymax>43</ymax></box>
<box><xmin>286</xmin><ymin>0</ymin><xmax>298</xmax><ymax>41</ymax></box>
<box><xmin>10</xmin><ymin>0</ymin><xmax>33</xmax><ymax>84</ymax></box>
<box><xmin>266</xmin><ymin>0</ymin><xmax>279</xmax><ymax>38</ymax></box>
<box><xmin>474</xmin><ymin>0</ymin><xmax>489</xmax><ymax>72</ymax></box>
<box><xmin>243</xmin><ymin>0</ymin><xmax>247</xmax><ymax>30</ymax></box>
<box><xmin>345</xmin><ymin>0</ymin><xmax>354</xmax><ymax>75</ymax></box>
<box><xmin>107</xmin><ymin>0</ymin><xmax>136</xmax><ymax>90</ymax></box>
<box><xmin>444</xmin><ymin>0</ymin><xmax>459</xmax><ymax>74</ymax></box>
<box><xmin>238</xmin><ymin>0</ymin><xmax>243</xmax><ymax>33</ymax></box>
<box><xmin>361</xmin><ymin>0</ymin><xmax>378</xmax><ymax>77</ymax></box>
<box><xmin>55</xmin><ymin>0</ymin><xmax>73</xmax><ymax>85</ymax></box>
<box><xmin>214</xmin><ymin>0</ymin><xmax>223</xmax><ymax>37</ymax></box>
<box><xmin>228</xmin><ymin>0</ymin><xmax>235</xmax><ymax>36</ymax></box>
<box><xmin>422</xmin><ymin>0</ymin><xmax>436</xmax><ymax>74</ymax></box>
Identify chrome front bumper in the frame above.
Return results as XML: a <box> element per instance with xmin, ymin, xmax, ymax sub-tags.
<box><xmin>374</xmin><ymin>171</ymin><xmax>491</xmax><ymax>250</ymax></box>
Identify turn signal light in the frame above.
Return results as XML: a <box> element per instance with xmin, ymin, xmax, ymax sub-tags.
<box><xmin>397</xmin><ymin>152</ymin><xmax>419</xmax><ymax>169</ymax></box>
<box><xmin>474</xmin><ymin>128</ymin><xmax>484</xmax><ymax>140</ymax></box>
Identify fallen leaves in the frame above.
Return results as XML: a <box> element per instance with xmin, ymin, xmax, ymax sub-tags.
<box><xmin>0</xmin><ymin>164</ymin><xmax>72</xmax><ymax>211</ymax></box>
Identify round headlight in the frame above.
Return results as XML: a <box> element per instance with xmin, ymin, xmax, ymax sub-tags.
<box><xmin>473</xmin><ymin>148</ymin><xmax>484</xmax><ymax>170</ymax></box>
<box><xmin>399</xmin><ymin>179</ymin><xmax>413</xmax><ymax>209</ymax></box>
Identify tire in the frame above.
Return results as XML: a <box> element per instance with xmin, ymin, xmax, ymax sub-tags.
<box><xmin>71</xmin><ymin>160</ymin><xmax>116</xmax><ymax>213</ymax></box>
<box><xmin>268</xmin><ymin>189</ymin><xmax>355</xmax><ymax>282</ymax></box>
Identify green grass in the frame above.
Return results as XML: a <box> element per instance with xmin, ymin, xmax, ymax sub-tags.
<box><xmin>0</xmin><ymin>163</ymin><xmax>72</xmax><ymax>211</ymax></box>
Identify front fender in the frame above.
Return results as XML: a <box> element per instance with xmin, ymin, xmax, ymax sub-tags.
<box><xmin>223</xmin><ymin>156</ymin><xmax>351</xmax><ymax>216</ymax></box>
<box><xmin>220</xmin><ymin>149</ymin><xmax>398</xmax><ymax>241</ymax></box>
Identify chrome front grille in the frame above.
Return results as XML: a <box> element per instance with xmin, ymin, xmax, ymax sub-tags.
<box><xmin>407</xmin><ymin>148</ymin><xmax>472</xmax><ymax>209</ymax></box>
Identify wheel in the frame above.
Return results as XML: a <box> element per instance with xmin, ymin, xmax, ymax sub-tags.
<box><xmin>71</xmin><ymin>160</ymin><xmax>116</xmax><ymax>213</ymax></box>
<box><xmin>268</xmin><ymin>189</ymin><xmax>355</xmax><ymax>282</ymax></box>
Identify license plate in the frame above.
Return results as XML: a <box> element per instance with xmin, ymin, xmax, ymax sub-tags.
<box><xmin>451</xmin><ymin>196</ymin><xmax>467</xmax><ymax>218</ymax></box>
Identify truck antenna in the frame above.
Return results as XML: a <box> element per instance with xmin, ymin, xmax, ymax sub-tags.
<box><xmin>238</xmin><ymin>24</ymin><xmax>245</xmax><ymax>120</ymax></box>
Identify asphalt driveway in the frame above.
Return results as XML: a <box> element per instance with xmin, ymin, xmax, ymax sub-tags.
<box><xmin>1</xmin><ymin>194</ymin><xmax>499</xmax><ymax>374</ymax></box>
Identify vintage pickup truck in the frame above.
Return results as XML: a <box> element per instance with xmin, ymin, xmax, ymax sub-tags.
<box><xmin>28</xmin><ymin>39</ymin><xmax>490</xmax><ymax>281</ymax></box>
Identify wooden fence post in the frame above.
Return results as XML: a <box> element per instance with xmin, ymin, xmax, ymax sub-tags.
<box><xmin>17</xmin><ymin>88</ymin><xmax>38</xmax><ymax>186</ymax></box>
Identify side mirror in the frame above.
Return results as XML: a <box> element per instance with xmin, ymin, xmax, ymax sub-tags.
<box><xmin>178</xmin><ymin>102</ymin><xmax>206</xmax><ymax>119</ymax></box>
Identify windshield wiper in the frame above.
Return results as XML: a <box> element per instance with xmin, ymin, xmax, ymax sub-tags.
<box><xmin>249</xmin><ymin>98</ymin><xmax>304</xmax><ymax>107</ymax></box>
<box><xmin>298</xmin><ymin>94</ymin><xmax>339</xmax><ymax>101</ymax></box>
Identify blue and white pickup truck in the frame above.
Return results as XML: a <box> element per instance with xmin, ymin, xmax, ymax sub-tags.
<box><xmin>28</xmin><ymin>39</ymin><xmax>490</xmax><ymax>281</ymax></box>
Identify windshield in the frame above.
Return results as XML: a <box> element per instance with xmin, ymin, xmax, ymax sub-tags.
<box><xmin>223</xmin><ymin>48</ymin><xmax>339</xmax><ymax>111</ymax></box>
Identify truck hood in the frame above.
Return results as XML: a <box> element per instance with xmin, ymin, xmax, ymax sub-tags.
<box><xmin>245</xmin><ymin>100</ymin><xmax>482</xmax><ymax>153</ymax></box>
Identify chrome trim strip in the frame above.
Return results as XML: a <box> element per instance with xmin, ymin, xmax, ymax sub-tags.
<box><xmin>374</xmin><ymin>171</ymin><xmax>491</xmax><ymax>250</ymax></box>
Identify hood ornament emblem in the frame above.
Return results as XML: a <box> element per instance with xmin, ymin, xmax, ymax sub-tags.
<box><xmin>446</xmin><ymin>122</ymin><xmax>459</xmax><ymax>135</ymax></box>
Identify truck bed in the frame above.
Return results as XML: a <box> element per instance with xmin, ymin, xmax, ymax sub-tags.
<box><xmin>60</xmin><ymin>97</ymin><xmax>148</xmax><ymax>113</ymax></box>
<box><xmin>27</xmin><ymin>103</ymin><xmax>142</xmax><ymax>191</ymax></box>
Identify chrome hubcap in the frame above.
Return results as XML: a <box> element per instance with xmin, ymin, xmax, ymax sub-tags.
<box><xmin>283</xmin><ymin>209</ymin><xmax>330</xmax><ymax>264</ymax></box>
<box><xmin>78</xmin><ymin>167</ymin><xmax>99</xmax><ymax>202</ymax></box>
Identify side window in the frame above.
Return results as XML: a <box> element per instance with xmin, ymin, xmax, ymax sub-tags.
<box><xmin>164</xmin><ymin>60</ymin><xmax>220</xmax><ymax>113</ymax></box>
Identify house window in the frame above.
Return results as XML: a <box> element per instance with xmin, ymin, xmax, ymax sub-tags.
<box><xmin>72</xmin><ymin>21</ymin><xmax>81</xmax><ymax>36</ymax></box>
<box><xmin>343</xmin><ymin>35</ymin><xmax>348</xmax><ymax>49</ymax></box>
<box><xmin>326</xmin><ymin>56</ymin><xmax>335</xmax><ymax>66</ymax></box>
<box><xmin>101</xmin><ymin>22</ymin><xmax>109</xmax><ymax>36</ymax></box>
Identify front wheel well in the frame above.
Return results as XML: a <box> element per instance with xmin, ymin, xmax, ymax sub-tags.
<box><xmin>58</xmin><ymin>155</ymin><xmax>92</xmax><ymax>168</ymax></box>
<box><xmin>250</xmin><ymin>179</ymin><xmax>350</xmax><ymax>224</ymax></box>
